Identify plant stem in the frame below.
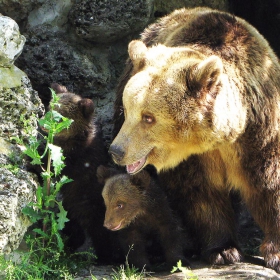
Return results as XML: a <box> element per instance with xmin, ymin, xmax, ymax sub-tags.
<box><xmin>46</xmin><ymin>147</ymin><xmax>51</xmax><ymax>197</ymax></box>
<box><xmin>43</xmin><ymin>122</ymin><xmax>54</xmax><ymax>239</ymax></box>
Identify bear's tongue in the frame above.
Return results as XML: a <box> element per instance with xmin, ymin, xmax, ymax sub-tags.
<box><xmin>111</xmin><ymin>221</ymin><xmax>122</xmax><ymax>231</ymax></box>
<box><xmin>126</xmin><ymin>156</ymin><xmax>146</xmax><ymax>174</ymax></box>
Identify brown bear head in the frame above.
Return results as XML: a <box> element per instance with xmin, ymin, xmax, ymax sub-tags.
<box><xmin>49</xmin><ymin>83</ymin><xmax>95</xmax><ymax>140</ymax></box>
<box><xmin>97</xmin><ymin>165</ymin><xmax>151</xmax><ymax>231</ymax></box>
<box><xmin>110</xmin><ymin>40</ymin><xmax>231</xmax><ymax>173</ymax></box>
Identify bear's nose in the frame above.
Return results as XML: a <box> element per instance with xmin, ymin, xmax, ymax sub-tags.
<box><xmin>108</xmin><ymin>144</ymin><xmax>125</xmax><ymax>163</ymax></box>
<box><xmin>103</xmin><ymin>221</ymin><xmax>112</xmax><ymax>229</ymax></box>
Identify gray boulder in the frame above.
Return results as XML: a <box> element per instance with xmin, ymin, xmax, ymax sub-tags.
<box><xmin>0</xmin><ymin>15</ymin><xmax>43</xmax><ymax>254</ymax></box>
<box><xmin>68</xmin><ymin>0</ymin><xmax>155</xmax><ymax>43</ymax></box>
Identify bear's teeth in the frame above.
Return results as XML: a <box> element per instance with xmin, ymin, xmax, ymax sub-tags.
<box><xmin>126</xmin><ymin>156</ymin><xmax>146</xmax><ymax>174</ymax></box>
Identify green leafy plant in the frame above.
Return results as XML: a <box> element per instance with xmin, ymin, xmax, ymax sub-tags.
<box><xmin>1</xmin><ymin>88</ymin><xmax>95</xmax><ymax>279</ymax></box>
<box><xmin>22</xmin><ymin>88</ymin><xmax>73</xmax><ymax>252</ymax></box>
<box><xmin>111</xmin><ymin>246</ymin><xmax>148</xmax><ymax>280</ymax></box>
<box><xmin>171</xmin><ymin>260</ymin><xmax>198</xmax><ymax>280</ymax></box>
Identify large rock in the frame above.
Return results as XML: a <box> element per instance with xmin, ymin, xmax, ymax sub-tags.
<box><xmin>16</xmin><ymin>27</ymin><xmax>113</xmax><ymax>100</ymax></box>
<box><xmin>68</xmin><ymin>0</ymin><xmax>155</xmax><ymax>43</ymax></box>
<box><xmin>0</xmin><ymin>147</ymin><xmax>38</xmax><ymax>254</ymax></box>
<box><xmin>0</xmin><ymin>15</ymin><xmax>43</xmax><ymax>254</ymax></box>
<box><xmin>27</xmin><ymin>0</ymin><xmax>72</xmax><ymax>30</ymax></box>
<box><xmin>0</xmin><ymin>15</ymin><xmax>26</xmax><ymax>67</ymax></box>
<box><xmin>0</xmin><ymin>0</ymin><xmax>38</xmax><ymax>25</ymax></box>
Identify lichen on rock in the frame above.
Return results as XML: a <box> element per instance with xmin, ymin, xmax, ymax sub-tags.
<box><xmin>0</xmin><ymin>14</ymin><xmax>43</xmax><ymax>254</ymax></box>
<box><xmin>0</xmin><ymin>76</ymin><xmax>44</xmax><ymax>140</ymax></box>
<box><xmin>0</xmin><ymin>161</ymin><xmax>38</xmax><ymax>254</ymax></box>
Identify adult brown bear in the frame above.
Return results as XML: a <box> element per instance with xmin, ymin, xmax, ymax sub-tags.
<box><xmin>110</xmin><ymin>7</ymin><xmax>280</xmax><ymax>272</ymax></box>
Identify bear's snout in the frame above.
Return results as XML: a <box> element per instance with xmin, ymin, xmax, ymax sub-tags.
<box><xmin>103</xmin><ymin>220</ymin><xmax>112</xmax><ymax>229</ymax></box>
<box><xmin>104</xmin><ymin>219</ymin><xmax>123</xmax><ymax>231</ymax></box>
<box><xmin>109</xmin><ymin>144</ymin><xmax>125</xmax><ymax>163</ymax></box>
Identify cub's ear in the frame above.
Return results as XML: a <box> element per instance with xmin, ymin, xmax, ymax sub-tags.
<box><xmin>187</xmin><ymin>55</ymin><xmax>223</xmax><ymax>93</ymax></box>
<box><xmin>96</xmin><ymin>165</ymin><xmax>121</xmax><ymax>184</ymax></box>
<box><xmin>128</xmin><ymin>40</ymin><xmax>147</xmax><ymax>71</ymax></box>
<box><xmin>130</xmin><ymin>170</ymin><xmax>151</xmax><ymax>191</ymax></box>
<box><xmin>50</xmin><ymin>83</ymin><xmax>68</xmax><ymax>93</ymax></box>
<box><xmin>78</xmin><ymin>98</ymin><xmax>94</xmax><ymax>119</ymax></box>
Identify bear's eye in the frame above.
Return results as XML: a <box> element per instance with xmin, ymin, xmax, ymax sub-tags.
<box><xmin>142</xmin><ymin>114</ymin><xmax>154</xmax><ymax>124</ymax></box>
<box><xmin>117</xmin><ymin>203</ymin><xmax>123</xmax><ymax>209</ymax></box>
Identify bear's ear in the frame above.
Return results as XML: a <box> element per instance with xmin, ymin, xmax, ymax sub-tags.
<box><xmin>187</xmin><ymin>55</ymin><xmax>223</xmax><ymax>93</ymax></box>
<box><xmin>50</xmin><ymin>83</ymin><xmax>68</xmax><ymax>93</ymax></box>
<box><xmin>130</xmin><ymin>170</ymin><xmax>151</xmax><ymax>191</ymax></box>
<box><xmin>96</xmin><ymin>165</ymin><xmax>120</xmax><ymax>184</ymax></box>
<box><xmin>128</xmin><ymin>40</ymin><xmax>147</xmax><ymax>71</ymax></box>
<box><xmin>78</xmin><ymin>98</ymin><xmax>95</xmax><ymax>119</ymax></box>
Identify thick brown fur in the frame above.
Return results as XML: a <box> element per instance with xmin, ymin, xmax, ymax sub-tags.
<box><xmin>111</xmin><ymin>7</ymin><xmax>280</xmax><ymax>272</ymax></box>
<box><xmin>97</xmin><ymin>165</ymin><xmax>190</xmax><ymax>270</ymax></box>
<box><xmin>49</xmin><ymin>83</ymin><xmax>120</xmax><ymax>263</ymax></box>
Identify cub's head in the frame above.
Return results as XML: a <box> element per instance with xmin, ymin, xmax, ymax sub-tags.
<box><xmin>110</xmin><ymin>40</ymin><xmax>224</xmax><ymax>173</ymax></box>
<box><xmin>97</xmin><ymin>165</ymin><xmax>151</xmax><ymax>231</ymax></box>
<box><xmin>48</xmin><ymin>83</ymin><xmax>95</xmax><ymax>139</ymax></box>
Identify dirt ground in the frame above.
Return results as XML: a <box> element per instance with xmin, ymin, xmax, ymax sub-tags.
<box><xmin>75</xmin><ymin>259</ymin><xmax>280</xmax><ymax>280</ymax></box>
<box><xmin>75</xmin><ymin>196</ymin><xmax>280</xmax><ymax>279</ymax></box>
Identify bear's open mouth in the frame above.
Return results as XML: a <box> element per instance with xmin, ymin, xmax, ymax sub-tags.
<box><xmin>126</xmin><ymin>156</ymin><xmax>147</xmax><ymax>174</ymax></box>
<box><xmin>111</xmin><ymin>221</ymin><xmax>123</xmax><ymax>231</ymax></box>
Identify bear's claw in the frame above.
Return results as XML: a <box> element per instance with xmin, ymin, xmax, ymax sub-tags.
<box><xmin>265</xmin><ymin>253</ymin><xmax>280</xmax><ymax>273</ymax></box>
<box><xmin>207</xmin><ymin>247</ymin><xmax>243</xmax><ymax>265</ymax></box>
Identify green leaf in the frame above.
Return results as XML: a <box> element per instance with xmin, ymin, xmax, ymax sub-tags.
<box><xmin>56</xmin><ymin>201</ymin><xmax>69</xmax><ymax>231</ymax></box>
<box><xmin>54</xmin><ymin>117</ymin><xmax>73</xmax><ymax>134</ymax></box>
<box><xmin>50</xmin><ymin>213</ymin><xmax>65</xmax><ymax>251</ymax></box>
<box><xmin>54</xmin><ymin>175</ymin><xmax>73</xmax><ymax>195</ymax></box>
<box><xmin>33</xmin><ymin>228</ymin><xmax>49</xmax><ymax>238</ymax></box>
<box><xmin>38</xmin><ymin>111</ymin><xmax>54</xmax><ymax>131</ymax></box>
<box><xmin>23</xmin><ymin>137</ymin><xmax>42</xmax><ymax>165</ymax></box>
<box><xmin>26</xmin><ymin>153</ymin><xmax>42</xmax><ymax>165</ymax></box>
<box><xmin>48</xmin><ymin>144</ymin><xmax>65</xmax><ymax>176</ymax></box>
<box><xmin>41</xmin><ymin>171</ymin><xmax>52</xmax><ymax>180</ymax></box>
<box><xmin>44</xmin><ymin>194</ymin><xmax>56</xmax><ymax>208</ymax></box>
<box><xmin>10</xmin><ymin>136</ymin><xmax>23</xmax><ymax>145</ymax></box>
<box><xmin>51</xmin><ymin>110</ymin><xmax>64</xmax><ymax>123</ymax></box>
<box><xmin>49</xmin><ymin>88</ymin><xmax>60</xmax><ymax>108</ymax></box>
<box><xmin>22</xmin><ymin>206</ymin><xmax>42</xmax><ymax>223</ymax></box>
<box><xmin>35</xmin><ymin>186</ymin><xmax>43</xmax><ymax>208</ymax></box>
<box><xmin>55</xmin><ymin>232</ymin><xmax>64</xmax><ymax>252</ymax></box>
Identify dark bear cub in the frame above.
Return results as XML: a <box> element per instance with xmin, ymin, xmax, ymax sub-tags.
<box><xmin>97</xmin><ymin>165</ymin><xmax>190</xmax><ymax>270</ymax></box>
<box><xmin>49</xmin><ymin>83</ymin><xmax>118</xmax><ymax>262</ymax></box>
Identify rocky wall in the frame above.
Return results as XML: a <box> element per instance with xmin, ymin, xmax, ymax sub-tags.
<box><xmin>0</xmin><ymin>15</ymin><xmax>43</xmax><ymax>254</ymax></box>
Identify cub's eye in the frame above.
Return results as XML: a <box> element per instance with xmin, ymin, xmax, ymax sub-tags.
<box><xmin>142</xmin><ymin>114</ymin><xmax>155</xmax><ymax>124</ymax></box>
<box><xmin>117</xmin><ymin>203</ymin><xmax>123</xmax><ymax>209</ymax></box>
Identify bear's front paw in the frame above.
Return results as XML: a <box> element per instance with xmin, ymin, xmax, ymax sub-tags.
<box><xmin>261</xmin><ymin>239</ymin><xmax>280</xmax><ymax>273</ymax></box>
<box><xmin>207</xmin><ymin>247</ymin><xmax>243</xmax><ymax>265</ymax></box>
<box><xmin>265</xmin><ymin>253</ymin><xmax>280</xmax><ymax>273</ymax></box>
